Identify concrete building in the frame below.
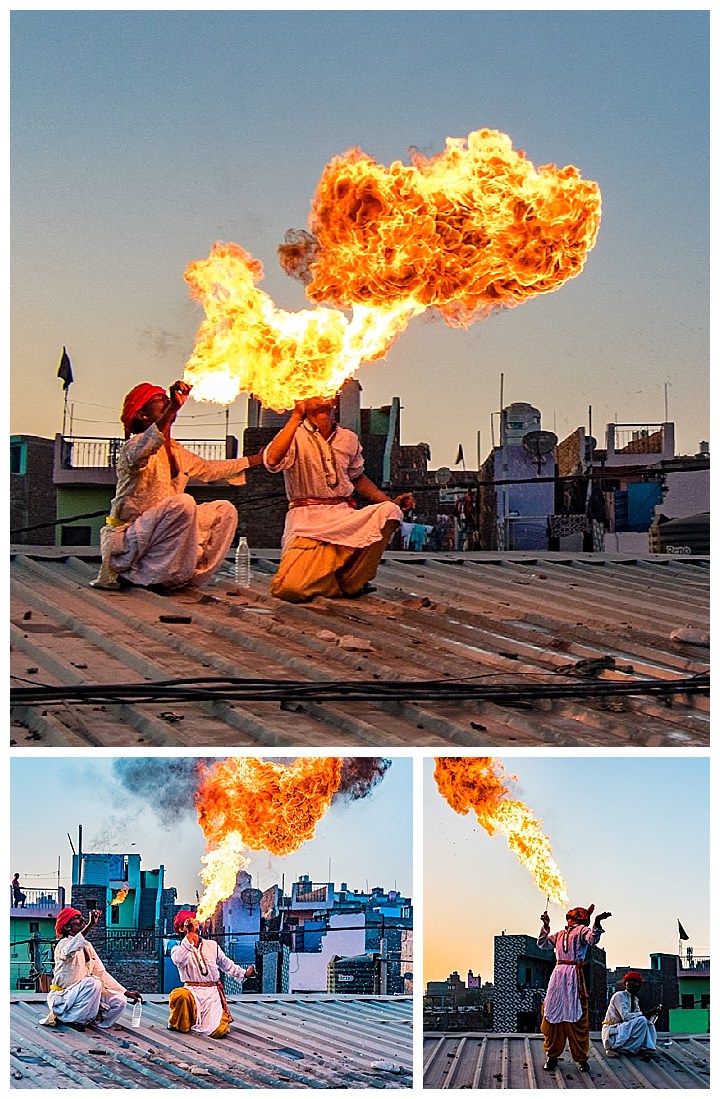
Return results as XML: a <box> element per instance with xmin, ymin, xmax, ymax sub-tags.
<box><xmin>669</xmin><ymin>949</ymin><xmax>710</xmax><ymax>1033</ymax></box>
<box><xmin>10</xmin><ymin>435</ymin><xmax>56</xmax><ymax>545</ymax></box>
<box><xmin>10</xmin><ymin>883</ymin><xmax>66</xmax><ymax>992</ymax></box>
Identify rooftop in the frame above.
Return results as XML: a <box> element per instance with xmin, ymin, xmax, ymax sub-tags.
<box><xmin>11</xmin><ymin>993</ymin><xmax>412</xmax><ymax>1089</ymax></box>
<box><xmin>423</xmin><ymin>1031</ymin><xmax>710</xmax><ymax>1089</ymax></box>
<box><xmin>10</xmin><ymin>548</ymin><xmax>709</xmax><ymax>748</ymax></box>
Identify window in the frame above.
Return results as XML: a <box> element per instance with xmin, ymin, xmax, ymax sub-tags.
<box><xmin>700</xmin><ymin>994</ymin><xmax>710</xmax><ymax>1009</ymax></box>
<box><xmin>60</xmin><ymin>526</ymin><xmax>92</xmax><ymax>546</ymax></box>
<box><xmin>10</xmin><ymin>442</ymin><xmax>26</xmax><ymax>475</ymax></box>
<box><xmin>681</xmin><ymin>993</ymin><xmax>694</xmax><ymax>1009</ymax></box>
<box><xmin>29</xmin><ymin>922</ymin><xmax>39</xmax><ymax>933</ymax></box>
<box><xmin>111</xmin><ymin>906</ymin><xmax>120</xmax><ymax>925</ymax></box>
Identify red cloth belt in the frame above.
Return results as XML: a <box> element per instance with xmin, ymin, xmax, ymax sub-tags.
<box><xmin>289</xmin><ymin>496</ymin><xmax>354</xmax><ymax>509</ymax></box>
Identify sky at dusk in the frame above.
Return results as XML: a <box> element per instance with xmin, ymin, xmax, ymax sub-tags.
<box><xmin>11</xmin><ymin>8</ymin><xmax>709</xmax><ymax>465</ymax></box>
<box><xmin>9</xmin><ymin>755</ymin><xmax>412</xmax><ymax>906</ymax></box>
<box><xmin>424</xmin><ymin>755</ymin><xmax>710</xmax><ymax>984</ymax></box>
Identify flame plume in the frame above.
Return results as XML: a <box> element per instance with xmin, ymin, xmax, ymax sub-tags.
<box><xmin>434</xmin><ymin>757</ymin><xmax>568</xmax><ymax>905</ymax></box>
<box><xmin>184</xmin><ymin>129</ymin><xmax>600</xmax><ymax>410</ymax></box>
<box><xmin>110</xmin><ymin>886</ymin><xmax>129</xmax><ymax>906</ymax></box>
<box><xmin>195</xmin><ymin>757</ymin><xmax>344</xmax><ymax>921</ymax></box>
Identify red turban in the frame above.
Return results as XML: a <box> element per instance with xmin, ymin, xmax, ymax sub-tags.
<box><xmin>173</xmin><ymin>909</ymin><xmax>197</xmax><ymax>934</ymax></box>
<box><xmin>55</xmin><ymin>907</ymin><xmax>82</xmax><ymax>937</ymax></box>
<box><xmin>566</xmin><ymin>904</ymin><xmax>595</xmax><ymax>924</ymax></box>
<box><xmin>623</xmin><ymin>970</ymin><xmax>644</xmax><ymax>986</ymax></box>
<box><xmin>121</xmin><ymin>383</ymin><xmax>168</xmax><ymax>434</ymax></box>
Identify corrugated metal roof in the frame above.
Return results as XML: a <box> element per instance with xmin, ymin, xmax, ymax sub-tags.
<box><xmin>423</xmin><ymin>1032</ymin><xmax>710</xmax><ymax>1089</ymax></box>
<box><xmin>10</xmin><ymin>549</ymin><xmax>709</xmax><ymax>748</ymax></box>
<box><xmin>11</xmin><ymin>993</ymin><xmax>412</xmax><ymax>1089</ymax></box>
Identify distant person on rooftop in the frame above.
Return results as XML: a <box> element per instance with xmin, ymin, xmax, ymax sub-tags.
<box><xmin>168</xmin><ymin>911</ymin><xmax>256</xmax><ymax>1038</ymax></box>
<box><xmin>11</xmin><ymin>873</ymin><xmax>26</xmax><ymax>908</ymax></box>
<box><xmin>538</xmin><ymin>904</ymin><xmax>611</xmax><ymax>1073</ymax></box>
<box><xmin>602</xmin><ymin>972</ymin><xmax>659</xmax><ymax>1058</ymax></box>
<box><xmin>264</xmin><ymin>396</ymin><xmax>414</xmax><ymax>601</ymax></box>
<box><xmin>40</xmin><ymin>907</ymin><xmax>141</xmax><ymax>1030</ymax></box>
<box><xmin>90</xmin><ymin>380</ymin><xmax>263</xmax><ymax>592</ymax></box>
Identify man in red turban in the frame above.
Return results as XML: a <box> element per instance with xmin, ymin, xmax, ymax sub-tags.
<box><xmin>538</xmin><ymin>903</ymin><xmax>612</xmax><ymax>1073</ymax></box>
<box><xmin>41</xmin><ymin>907</ymin><xmax>141</xmax><ymax>1030</ymax></box>
<box><xmin>91</xmin><ymin>379</ymin><xmax>263</xmax><ymax>591</ymax></box>
<box><xmin>602</xmin><ymin>970</ymin><xmax>660</xmax><ymax>1058</ymax></box>
<box><xmin>168</xmin><ymin>911</ymin><xmax>256</xmax><ymax>1038</ymax></box>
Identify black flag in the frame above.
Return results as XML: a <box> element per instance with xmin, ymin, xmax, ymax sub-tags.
<box><xmin>455</xmin><ymin>443</ymin><xmax>464</xmax><ymax>465</ymax></box>
<box><xmin>678</xmin><ymin>920</ymin><xmax>689</xmax><ymax>941</ymax></box>
<box><xmin>57</xmin><ymin>347</ymin><xmax>74</xmax><ymax>390</ymax></box>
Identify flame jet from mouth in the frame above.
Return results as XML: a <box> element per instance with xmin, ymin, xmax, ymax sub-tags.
<box><xmin>434</xmin><ymin>757</ymin><xmax>568</xmax><ymax>905</ymax></box>
<box><xmin>194</xmin><ymin>757</ymin><xmax>390</xmax><ymax>921</ymax></box>
<box><xmin>184</xmin><ymin>129</ymin><xmax>601</xmax><ymax>410</ymax></box>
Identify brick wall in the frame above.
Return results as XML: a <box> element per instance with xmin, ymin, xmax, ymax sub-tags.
<box><xmin>10</xmin><ymin>437</ymin><xmax>56</xmax><ymax>544</ymax></box>
<box><xmin>70</xmin><ymin>884</ymin><xmax>161</xmax><ymax>994</ymax></box>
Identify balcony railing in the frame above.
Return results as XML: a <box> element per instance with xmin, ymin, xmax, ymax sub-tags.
<box><xmin>60</xmin><ymin>436</ymin><xmax>233</xmax><ymax>470</ymax></box>
<box><xmin>10</xmin><ymin>887</ymin><xmax>64</xmax><ymax>910</ymax></box>
<box><xmin>678</xmin><ymin>955</ymin><xmax>710</xmax><ymax>973</ymax></box>
<box><xmin>105</xmin><ymin>928</ymin><xmax>158</xmax><ymax>954</ymax></box>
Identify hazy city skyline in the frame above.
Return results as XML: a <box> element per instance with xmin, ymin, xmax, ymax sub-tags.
<box><xmin>11</xmin><ymin>9</ymin><xmax>709</xmax><ymax>465</ymax></box>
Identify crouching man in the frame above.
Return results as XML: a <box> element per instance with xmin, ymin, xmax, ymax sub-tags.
<box><xmin>41</xmin><ymin>907</ymin><xmax>141</xmax><ymax>1029</ymax></box>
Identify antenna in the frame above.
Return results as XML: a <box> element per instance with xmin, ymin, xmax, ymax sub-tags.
<box><xmin>240</xmin><ymin>888</ymin><xmax>263</xmax><ymax>912</ymax></box>
<box><xmin>522</xmin><ymin>430</ymin><xmax>558</xmax><ymax>474</ymax></box>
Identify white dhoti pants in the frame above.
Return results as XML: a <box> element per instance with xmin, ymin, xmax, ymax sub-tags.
<box><xmin>603</xmin><ymin>1015</ymin><xmax>657</xmax><ymax>1054</ymax></box>
<box><xmin>106</xmin><ymin>494</ymin><xmax>238</xmax><ymax>589</ymax></box>
<box><xmin>47</xmin><ymin>976</ymin><xmax>126</xmax><ymax>1028</ymax></box>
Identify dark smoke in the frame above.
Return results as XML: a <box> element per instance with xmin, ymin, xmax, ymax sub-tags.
<box><xmin>111</xmin><ymin>758</ymin><xmax>209</xmax><ymax>825</ymax></box>
<box><xmin>335</xmin><ymin>757</ymin><xmax>391</xmax><ymax>801</ymax></box>
<box><xmin>278</xmin><ymin>228</ymin><xmax>318</xmax><ymax>285</ymax></box>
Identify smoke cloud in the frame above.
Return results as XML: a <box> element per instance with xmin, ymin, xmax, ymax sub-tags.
<box><xmin>111</xmin><ymin>758</ymin><xmax>209</xmax><ymax>825</ymax></box>
<box><xmin>335</xmin><ymin>757</ymin><xmax>392</xmax><ymax>801</ymax></box>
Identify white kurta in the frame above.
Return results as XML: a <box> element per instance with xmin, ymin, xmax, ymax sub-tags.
<box><xmin>96</xmin><ymin>424</ymin><xmax>250</xmax><ymax>589</ymax></box>
<box><xmin>264</xmin><ymin>421</ymin><xmax>402</xmax><ymax>549</ymax></box>
<box><xmin>44</xmin><ymin>933</ymin><xmax>127</xmax><ymax>1028</ymax></box>
<box><xmin>602</xmin><ymin>991</ymin><xmax>657</xmax><ymax>1053</ymax></box>
<box><xmin>538</xmin><ymin>923</ymin><xmax>603</xmax><ymax>1023</ymax></box>
<box><xmin>171</xmin><ymin>937</ymin><xmax>248</xmax><ymax>1036</ymax></box>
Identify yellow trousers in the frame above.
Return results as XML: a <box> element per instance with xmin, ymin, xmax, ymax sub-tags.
<box><xmin>271</xmin><ymin>521</ymin><xmax>398</xmax><ymax>603</ymax></box>
<box><xmin>167</xmin><ymin>987</ymin><xmax>231</xmax><ymax>1039</ymax></box>
<box><xmin>541</xmin><ymin>997</ymin><xmax>590</xmax><ymax>1062</ymax></box>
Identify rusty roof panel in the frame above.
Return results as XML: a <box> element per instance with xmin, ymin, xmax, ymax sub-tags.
<box><xmin>423</xmin><ymin>1032</ymin><xmax>710</xmax><ymax>1089</ymax></box>
<box><xmin>10</xmin><ymin>550</ymin><xmax>709</xmax><ymax>748</ymax></box>
<box><xmin>11</xmin><ymin>994</ymin><xmax>412</xmax><ymax>1089</ymax></box>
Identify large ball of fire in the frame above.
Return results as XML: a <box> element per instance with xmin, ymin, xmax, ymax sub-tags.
<box><xmin>281</xmin><ymin>128</ymin><xmax>602</xmax><ymax>325</ymax></box>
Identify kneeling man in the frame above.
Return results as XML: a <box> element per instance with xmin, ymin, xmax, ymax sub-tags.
<box><xmin>265</xmin><ymin>396</ymin><xmax>413</xmax><ymax>602</ymax></box>
<box><xmin>169</xmin><ymin>911</ymin><xmax>256</xmax><ymax>1038</ymax></box>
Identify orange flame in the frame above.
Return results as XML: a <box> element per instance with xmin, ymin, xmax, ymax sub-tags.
<box><xmin>434</xmin><ymin>757</ymin><xmax>568</xmax><ymax>905</ymax></box>
<box><xmin>183</xmin><ymin>129</ymin><xmax>600</xmax><ymax>410</ymax></box>
<box><xmin>194</xmin><ymin>757</ymin><xmax>344</xmax><ymax>921</ymax></box>
<box><xmin>110</xmin><ymin>886</ymin><xmax>130</xmax><ymax>906</ymax></box>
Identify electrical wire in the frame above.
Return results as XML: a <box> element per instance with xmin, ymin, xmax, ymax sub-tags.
<box><xmin>9</xmin><ymin>672</ymin><xmax>709</xmax><ymax>708</ymax></box>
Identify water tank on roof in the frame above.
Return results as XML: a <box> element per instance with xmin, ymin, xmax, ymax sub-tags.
<box><xmin>327</xmin><ymin>953</ymin><xmax>377</xmax><ymax>994</ymax></box>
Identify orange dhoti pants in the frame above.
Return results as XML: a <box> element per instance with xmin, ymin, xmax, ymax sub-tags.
<box><xmin>168</xmin><ymin>987</ymin><xmax>231</xmax><ymax>1038</ymax></box>
<box><xmin>541</xmin><ymin>995</ymin><xmax>590</xmax><ymax>1062</ymax></box>
<box><xmin>271</xmin><ymin>521</ymin><xmax>398</xmax><ymax>603</ymax></box>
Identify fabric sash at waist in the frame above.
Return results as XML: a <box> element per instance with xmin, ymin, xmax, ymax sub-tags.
<box><xmin>289</xmin><ymin>496</ymin><xmax>354</xmax><ymax>509</ymax></box>
<box><xmin>555</xmin><ymin>959</ymin><xmax>588</xmax><ymax>998</ymax></box>
<box><xmin>185</xmin><ymin>980</ymin><xmax>232</xmax><ymax>1021</ymax></box>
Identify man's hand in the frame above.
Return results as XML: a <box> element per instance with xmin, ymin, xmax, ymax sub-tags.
<box><xmin>169</xmin><ymin>380</ymin><xmax>192</xmax><ymax>410</ymax></box>
<box><xmin>540</xmin><ymin>911</ymin><xmax>551</xmax><ymax>929</ymax></box>
<box><xmin>184</xmin><ymin>918</ymin><xmax>200</xmax><ymax>947</ymax></box>
<box><xmin>394</xmin><ymin>492</ymin><xmax>415</xmax><ymax>512</ymax></box>
<box><xmin>646</xmin><ymin>1003</ymin><xmax>662</xmax><ymax>1018</ymax></box>
<box><xmin>88</xmin><ymin>910</ymin><xmax>101</xmax><ymax>926</ymax></box>
<box><xmin>244</xmin><ymin>964</ymin><xmax>257</xmax><ymax>979</ymax></box>
<box><xmin>125</xmin><ymin>990</ymin><xmax>143</xmax><ymax>1003</ymax></box>
<box><xmin>594</xmin><ymin>911</ymin><xmax>612</xmax><ymax>926</ymax></box>
<box><xmin>246</xmin><ymin>452</ymin><xmax>265</xmax><ymax>467</ymax></box>
<box><xmin>293</xmin><ymin>400</ymin><xmax>307</xmax><ymax>419</ymax></box>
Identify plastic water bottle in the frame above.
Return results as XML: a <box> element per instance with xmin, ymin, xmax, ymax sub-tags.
<box><xmin>234</xmin><ymin>536</ymin><xmax>251</xmax><ymax>587</ymax></box>
<box><xmin>131</xmin><ymin>1000</ymin><xmax>143</xmax><ymax>1027</ymax></box>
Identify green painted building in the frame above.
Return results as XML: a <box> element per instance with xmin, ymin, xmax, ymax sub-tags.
<box><xmin>10</xmin><ymin>887</ymin><xmax>67</xmax><ymax>991</ymax></box>
<box><xmin>668</xmin><ymin>952</ymin><xmax>710</xmax><ymax>1033</ymax></box>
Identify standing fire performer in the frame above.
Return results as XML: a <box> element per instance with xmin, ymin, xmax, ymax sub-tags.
<box><xmin>168</xmin><ymin>911</ymin><xmax>256</xmax><ymax>1038</ymax></box>
<box><xmin>537</xmin><ymin>904</ymin><xmax>611</xmax><ymax>1073</ymax></box>
<box><xmin>40</xmin><ymin>908</ymin><xmax>141</xmax><ymax>1029</ymax></box>
<box><xmin>602</xmin><ymin>971</ymin><xmax>660</xmax><ymax>1058</ymax></box>
<box><xmin>91</xmin><ymin>380</ymin><xmax>263</xmax><ymax>591</ymax></box>
<box><xmin>264</xmin><ymin>396</ymin><xmax>414</xmax><ymax>601</ymax></box>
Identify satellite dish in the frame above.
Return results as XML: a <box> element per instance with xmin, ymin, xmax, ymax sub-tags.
<box><xmin>436</xmin><ymin>466</ymin><xmax>452</xmax><ymax>486</ymax></box>
<box><xmin>240</xmin><ymin>888</ymin><xmax>263</xmax><ymax>909</ymax></box>
<box><xmin>584</xmin><ymin>436</ymin><xmax>597</xmax><ymax>459</ymax></box>
<box><xmin>522</xmin><ymin>430</ymin><xmax>558</xmax><ymax>472</ymax></box>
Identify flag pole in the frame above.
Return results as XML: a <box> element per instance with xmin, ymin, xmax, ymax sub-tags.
<box><xmin>62</xmin><ymin>389</ymin><xmax>69</xmax><ymax>437</ymax></box>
